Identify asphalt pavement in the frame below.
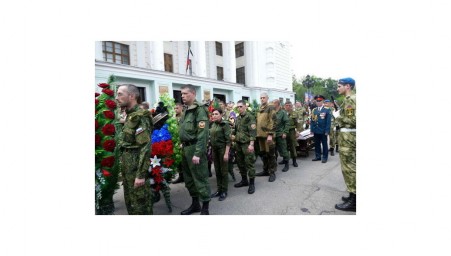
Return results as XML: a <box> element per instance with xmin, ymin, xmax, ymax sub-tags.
<box><xmin>112</xmin><ymin>149</ymin><xmax>355</xmax><ymax>215</ymax></box>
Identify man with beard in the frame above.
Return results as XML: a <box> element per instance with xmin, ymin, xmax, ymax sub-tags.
<box><xmin>115</xmin><ymin>84</ymin><xmax>153</xmax><ymax>215</ymax></box>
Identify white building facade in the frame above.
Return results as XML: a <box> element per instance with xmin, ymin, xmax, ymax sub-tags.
<box><xmin>95</xmin><ymin>41</ymin><xmax>294</xmax><ymax>105</ymax></box>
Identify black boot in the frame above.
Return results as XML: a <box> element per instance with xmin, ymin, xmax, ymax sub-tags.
<box><xmin>282</xmin><ymin>161</ymin><xmax>289</xmax><ymax>172</ymax></box>
<box><xmin>208</xmin><ymin>162</ymin><xmax>212</xmax><ymax>177</ymax></box>
<box><xmin>200</xmin><ymin>201</ymin><xmax>210</xmax><ymax>215</ymax></box>
<box><xmin>330</xmin><ymin>148</ymin><xmax>335</xmax><ymax>156</ymax></box>
<box><xmin>292</xmin><ymin>158</ymin><xmax>298</xmax><ymax>167</ymax></box>
<box><xmin>172</xmin><ymin>173</ymin><xmax>184</xmax><ymax>184</ymax></box>
<box><xmin>234</xmin><ymin>175</ymin><xmax>249</xmax><ymax>187</ymax></box>
<box><xmin>268</xmin><ymin>173</ymin><xmax>276</xmax><ymax>182</ymax></box>
<box><xmin>248</xmin><ymin>178</ymin><xmax>255</xmax><ymax>194</ymax></box>
<box><xmin>335</xmin><ymin>145</ymin><xmax>339</xmax><ymax>153</ymax></box>
<box><xmin>335</xmin><ymin>193</ymin><xmax>356</xmax><ymax>212</ymax></box>
<box><xmin>341</xmin><ymin>193</ymin><xmax>351</xmax><ymax>202</ymax></box>
<box><xmin>180</xmin><ymin>197</ymin><xmax>201</xmax><ymax>215</ymax></box>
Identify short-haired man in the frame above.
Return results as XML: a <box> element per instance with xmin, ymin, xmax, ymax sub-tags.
<box><xmin>272</xmin><ymin>99</ymin><xmax>290</xmax><ymax>172</ymax></box>
<box><xmin>115</xmin><ymin>84</ymin><xmax>153</xmax><ymax>215</ymax></box>
<box><xmin>179</xmin><ymin>84</ymin><xmax>211</xmax><ymax>215</ymax></box>
<box><xmin>310</xmin><ymin>95</ymin><xmax>331</xmax><ymax>163</ymax></box>
<box><xmin>334</xmin><ymin>78</ymin><xmax>356</xmax><ymax>212</ymax></box>
<box><xmin>255</xmin><ymin>92</ymin><xmax>278</xmax><ymax>182</ymax></box>
<box><xmin>232</xmin><ymin>100</ymin><xmax>257</xmax><ymax>194</ymax></box>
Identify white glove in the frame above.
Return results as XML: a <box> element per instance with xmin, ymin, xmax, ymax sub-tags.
<box><xmin>333</xmin><ymin>110</ymin><xmax>340</xmax><ymax>118</ymax></box>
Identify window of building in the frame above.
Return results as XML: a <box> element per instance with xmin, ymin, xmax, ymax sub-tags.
<box><xmin>216</xmin><ymin>66</ymin><xmax>224</xmax><ymax>81</ymax></box>
<box><xmin>236</xmin><ymin>67</ymin><xmax>245</xmax><ymax>85</ymax></box>
<box><xmin>235</xmin><ymin>42</ymin><xmax>244</xmax><ymax>57</ymax></box>
<box><xmin>173</xmin><ymin>90</ymin><xmax>182</xmax><ymax>104</ymax></box>
<box><xmin>279</xmin><ymin>97</ymin><xmax>284</xmax><ymax>104</ymax></box>
<box><xmin>102</xmin><ymin>41</ymin><xmax>130</xmax><ymax>65</ymax></box>
<box><xmin>213</xmin><ymin>94</ymin><xmax>226</xmax><ymax>104</ymax></box>
<box><xmin>137</xmin><ymin>87</ymin><xmax>146</xmax><ymax>103</ymax></box>
<box><xmin>164</xmin><ymin>53</ymin><xmax>173</xmax><ymax>72</ymax></box>
<box><xmin>215</xmin><ymin>42</ymin><xmax>223</xmax><ymax>56</ymax></box>
<box><xmin>242</xmin><ymin>96</ymin><xmax>249</xmax><ymax>102</ymax></box>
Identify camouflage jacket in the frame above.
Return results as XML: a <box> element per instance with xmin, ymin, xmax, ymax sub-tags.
<box><xmin>274</xmin><ymin>108</ymin><xmax>289</xmax><ymax>137</ymax></box>
<box><xmin>336</xmin><ymin>93</ymin><xmax>356</xmax><ymax>129</ymax></box>
<box><xmin>256</xmin><ymin>103</ymin><xmax>276</xmax><ymax>137</ymax></box>
<box><xmin>233</xmin><ymin>111</ymin><xmax>256</xmax><ymax>144</ymax></box>
<box><xmin>287</xmin><ymin>110</ymin><xmax>303</xmax><ymax>131</ymax></box>
<box><xmin>117</xmin><ymin>105</ymin><xmax>153</xmax><ymax>179</ymax></box>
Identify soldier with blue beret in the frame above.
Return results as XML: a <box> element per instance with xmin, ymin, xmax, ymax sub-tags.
<box><xmin>333</xmin><ymin>77</ymin><xmax>356</xmax><ymax>212</ymax></box>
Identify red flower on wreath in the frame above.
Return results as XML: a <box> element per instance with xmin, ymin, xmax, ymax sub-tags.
<box><xmin>105</xmin><ymin>99</ymin><xmax>117</xmax><ymax>109</ymax></box>
<box><xmin>103</xmin><ymin>139</ymin><xmax>116</xmax><ymax>152</ymax></box>
<box><xmin>101</xmin><ymin>124</ymin><xmax>115</xmax><ymax>136</ymax></box>
<box><xmin>95</xmin><ymin>92</ymin><xmax>100</xmax><ymax>97</ymax></box>
<box><xmin>95</xmin><ymin>134</ymin><xmax>101</xmax><ymax>146</ymax></box>
<box><xmin>95</xmin><ymin>99</ymin><xmax>99</xmax><ymax>105</ymax></box>
<box><xmin>103</xmin><ymin>110</ymin><xmax>115</xmax><ymax>119</ymax></box>
<box><xmin>98</xmin><ymin>83</ymin><xmax>110</xmax><ymax>88</ymax></box>
<box><xmin>95</xmin><ymin>120</ymin><xmax>99</xmax><ymax>130</ymax></box>
<box><xmin>101</xmin><ymin>156</ymin><xmax>115</xmax><ymax>167</ymax></box>
<box><xmin>163</xmin><ymin>157</ymin><xmax>174</xmax><ymax>167</ymax></box>
<box><xmin>102</xmin><ymin>170</ymin><xmax>111</xmax><ymax>177</ymax></box>
<box><xmin>102</xmin><ymin>88</ymin><xmax>114</xmax><ymax>96</ymax></box>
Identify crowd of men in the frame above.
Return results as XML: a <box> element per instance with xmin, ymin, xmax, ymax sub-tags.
<box><xmin>113</xmin><ymin>78</ymin><xmax>356</xmax><ymax>215</ymax></box>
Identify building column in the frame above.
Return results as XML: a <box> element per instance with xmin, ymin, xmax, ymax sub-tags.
<box><xmin>192</xmin><ymin>41</ymin><xmax>207</xmax><ymax>78</ymax></box>
<box><xmin>244</xmin><ymin>41</ymin><xmax>259</xmax><ymax>87</ymax></box>
<box><xmin>207</xmin><ymin>41</ymin><xmax>217</xmax><ymax>79</ymax></box>
<box><xmin>150</xmin><ymin>41</ymin><xmax>164</xmax><ymax>71</ymax></box>
<box><xmin>223</xmin><ymin>41</ymin><xmax>236</xmax><ymax>83</ymax></box>
<box><xmin>177</xmin><ymin>41</ymin><xmax>187</xmax><ymax>74</ymax></box>
<box><xmin>95</xmin><ymin>41</ymin><xmax>103</xmax><ymax>61</ymax></box>
<box><xmin>136</xmin><ymin>41</ymin><xmax>146</xmax><ymax>68</ymax></box>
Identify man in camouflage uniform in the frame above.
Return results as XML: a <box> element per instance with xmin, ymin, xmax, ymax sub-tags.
<box><xmin>179</xmin><ymin>84</ymin><xmax>211</xmax><ymax>215</ymax></box>
<box><xmin>115</xmin><ymin>84</ymin><xmax>153</xmax><ymax>215</ymax></box>
<box><xmin>232</xmin><ymin>100</ymin><xmax>257</xmax><ymax>194</ymax></box>
<box><xmin>272</xmin><ymin>99</ymin><xmax>290</xmax><ymax>172</ymax></box>
<box><xmin>333</xmin><ymin>78</ymin><xmax>356</xmax><ymax>212</ymax></box>
<box><xmin>284</xmin><ymin>101</ymin><xmax>302</xmax><ymax>167</ymax></box>
<box><xmin>255</xmin><ymin>92</ymin><xmax>278</xmax><ymax>182</ymax></box>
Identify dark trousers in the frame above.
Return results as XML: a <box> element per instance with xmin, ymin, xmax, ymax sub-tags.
<box><xmin>313</xmin><ymin>133</ymin><xmax>328</xmax><ymax>160</ymax></box>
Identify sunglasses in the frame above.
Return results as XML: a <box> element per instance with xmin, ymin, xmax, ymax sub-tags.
<box><xmin>237</xmin><ymin>106</ymin><xmax>244</xmax><ymax>108</ymax></box>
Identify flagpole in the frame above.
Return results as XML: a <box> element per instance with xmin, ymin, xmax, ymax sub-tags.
<box><xmin>188</xmin><ymin>41</ymin><xmax>192</xmax><ymax>76</ymax></box>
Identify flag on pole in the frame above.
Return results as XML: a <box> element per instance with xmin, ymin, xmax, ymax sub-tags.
<box><xmin>185</xmin><ymin>41</ymin><xmax>194</xmax><ymax>75</ymax></box>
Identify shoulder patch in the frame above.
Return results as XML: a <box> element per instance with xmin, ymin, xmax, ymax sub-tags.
<box><xmin>199</xmin><ymin>121</ymin><xmax>206</xmax><ymax>129</ymax></box>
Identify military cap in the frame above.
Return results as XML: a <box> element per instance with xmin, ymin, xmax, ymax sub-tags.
<box><xmin>338</xmin><ymin>77</ymin><xmax>355</xmax><ymax>86</ymax></box>
<box><xmin>324</xmin><ymin>99</ymin><xmax>330</xmax><ymax>103</ymax></box>
<box><xmin>314</xmin><ymin>95</ymin><xmax>325</xmax><ymax>101</ymax></box>
<box><xmin>284</xmin><ymin>100</ymin><xmax>292</xmax><ymax>105</ymax></box>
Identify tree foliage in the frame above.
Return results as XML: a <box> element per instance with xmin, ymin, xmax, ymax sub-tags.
<box><xmin>292</xmin><ymin>75</ymin><xmax>344</xmax><ymax>103</ymax></box>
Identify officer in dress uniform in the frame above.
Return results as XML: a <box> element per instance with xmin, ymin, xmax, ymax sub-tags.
<box><xmin>310</xmin><ymin>95</ymin><xmax>331</xmax><ymax>163</ymax></box>
<box><xmin>333</xmin><ymin>78</ymin><xmax>357</xmax><ymax>212</ymax></box>
<box><xmin>115</xmin><ymin>84</ymin><xmax>153</xmax><ymax>215</ymax></box>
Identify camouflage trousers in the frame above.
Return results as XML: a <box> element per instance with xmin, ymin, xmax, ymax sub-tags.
<box><xmin>287</xmin><ymin>129</ymin><xmax>298</xmax><ymax>159</ymax></box>
<box><xmin>212</xmin><ymin>145</ymin><xmax>229</xmax><ymax>193</ymax></box>
<box><xmin>235</xmin><ymin>142</ymin><xmax>256</xmax><ymax>178</ymax></box>
<box><xmin>275</xmin><ymin>136</ymin><xmax>289</xmax><ymax>161</ymax></box>
<box><xmin>182</xmin><ymin>144</ymin><xmax>211</xmax><ymax>202</ymax></box>
<box><xmin>257</xmin><ymin>137</ymin><xmax>276</xmax><ymax>174</ymax></box>
<box><xmin>120</xmin><ymin>151</ymin><xmax>153</xmax><ymax>215</ymax></box>
<box><xmin>338</xmin><ymin>131</ymin><xmax>356</xmax><ymax>193</ymax></box>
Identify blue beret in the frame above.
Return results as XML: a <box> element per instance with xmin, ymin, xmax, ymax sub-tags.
<box><xmin>338</xmin><ymin>77</ymin><xmax>355</xmax><ymax>86</ymax></box>
<box><xmin>324</xmin><ymin>100</ymin><xmax>330</xmax><ymax>103</ymax></box>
